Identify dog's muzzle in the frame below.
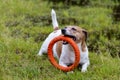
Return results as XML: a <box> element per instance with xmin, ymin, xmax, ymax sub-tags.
<box><xmin>61</xmin><ymin>29</ymin><xmax>76</xmax><ymax>44</ymax></box>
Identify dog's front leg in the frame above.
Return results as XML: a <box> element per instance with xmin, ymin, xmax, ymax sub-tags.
<box><xmin>59</xmin><ymin>55</ymin><xmax>68</xmax><ymax>67</ymax></box>
<box><xmin>59</xmin><ymin>48</ymin><xmax>69</xmax><ymax>67</ymax></box>
<box><xmin>81</xmin><ymin>61</ymin><xmax>90</xmax><ymax>72</ymax></box>
<box><xmin>59</xmin><ymin>56</ymin><xmax>74</xmax><ymax>74</ymax></box>
<box><xmin>59</xmin><ymin>61</ymin><xmax>67</xmax><ymax>67</ymax></box>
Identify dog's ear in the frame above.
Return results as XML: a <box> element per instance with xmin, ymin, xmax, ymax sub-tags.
<box><xmin>81</xmin><ymin>29</ymin><xmax>87</xmax><ymax>52</ymax></box>
<box><xmin>82</xmin><ymin>29</ymin><xmax>88</xmax><ymax>41</ymax></box>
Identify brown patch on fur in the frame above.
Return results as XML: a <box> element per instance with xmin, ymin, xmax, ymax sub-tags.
<box><xmin>54</xmin><ymin>27</ymin><xmax>59</xmax><ymax>33</ymax></box>
<box><xmin>81</xmin><ymin>29</ymin><xmax>87</xmax><ymax>52</ymax></box>
<box><xmin>56</xmin><ymin>41</ymin><xmax>62</xmax><ymax>58</ymax></box>
<box><xmin>81</xmin><ymin>40</ymin><xmax>86</xmax><ymax>52</ymax></box>
<box><xmin>54</xmin><ymin>27</ymin><xmax>59</xmax><ymax>31</ymax></box>
<box><xmin>67</xmin><ymin>26</ymin><xmax>87</xmax><ymax>52</ymax></box>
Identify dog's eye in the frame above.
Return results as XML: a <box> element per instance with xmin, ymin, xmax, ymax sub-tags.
<box><xmin>71</xmin><ymin>28</ymin><xmax>76</xmax><ymax>31</ymax></box>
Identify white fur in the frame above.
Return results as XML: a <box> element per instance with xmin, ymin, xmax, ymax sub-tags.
<box><xmin>51</xmin><ymin>9</ymin><xmax>58</xmax><ymax>29</ymax></box>
<box><xmin>59</xmin><ymin>43</ymin><xmax>90</xmax><ymax>72</ymax></box>
<box><xmin>38</xmin><ymin>9</ymin><xmax>90</xmax><ymax>72</ymax></box>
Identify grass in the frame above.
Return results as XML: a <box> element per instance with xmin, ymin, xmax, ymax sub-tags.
<box><xmin>0</xmin><ymin>51</ymin><xmax>119</xmax><ymax>80</ymax></box>
<box><xmin>0</xmin><ymin>0</ymin><xmax>120</xmax><ymax>80</ymax></box>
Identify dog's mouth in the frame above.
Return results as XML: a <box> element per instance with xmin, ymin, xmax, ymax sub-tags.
<box><xmin>63</xmin><ymin>34</ymin><xmax>76</xmax><ymax>41</ymax></box>
<box><xmin>61</xmin><ymin>29</ymin><xmax>76</xmax><ymax>44</ymax></box>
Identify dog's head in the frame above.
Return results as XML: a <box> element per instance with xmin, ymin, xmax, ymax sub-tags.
<box><xmin>61</xmin><ymin>26</ymin><xmax>87</xmax><ymax>51</ymax></box>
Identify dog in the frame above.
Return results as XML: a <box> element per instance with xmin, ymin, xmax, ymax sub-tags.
<box><xmin>38</xmin><ymin>9</ymin><xmax>90</xmax><ymax>72</ymax></box>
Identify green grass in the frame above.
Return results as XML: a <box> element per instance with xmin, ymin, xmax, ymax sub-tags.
<box><xmin>0</xmin><ymin>51</ymin><xmax>119</xmax><ymax>80</ymax></box>
<box><xmin>0</xmin><ymin>0</ymin><xmax>120</xmax><ymax>80</ymax></box>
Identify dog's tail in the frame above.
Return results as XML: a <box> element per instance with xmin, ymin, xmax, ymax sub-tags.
<box><xmin>51</xmin><ymin>9</ymin><xmax>59</xmax><ymax>30</ymax></box>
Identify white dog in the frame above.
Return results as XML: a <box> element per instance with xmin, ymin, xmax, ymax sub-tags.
<box><xmin>38</xmin><ymin>9</ymin><xmax>90</xmax><ymax>72</ymax></box>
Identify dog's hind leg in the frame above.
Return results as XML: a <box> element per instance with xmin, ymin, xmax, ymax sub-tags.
<box><xmin>38</xmin><ymin>41</ymin><xmax>48</xmax><ymax>56</ymax></box>
<box><xmin>38</xmin><ymin>48</ymin><xmax>44</xmax><ymax>56</ymax></box>
<box><xmin>38</xmin><ymin>47</ymin><xmax>47</xmax><ymax>56</ymax></box>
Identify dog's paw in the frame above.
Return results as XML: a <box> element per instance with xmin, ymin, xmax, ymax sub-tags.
<box><xmin>37</xmin><ymin>53</ymin><xmax>42</xmax><ymax>56</ymax></box>
<box><xmin>81</xmin><ymin>68</ymin><xmax>87</xmax><ymax>72</ymax></box>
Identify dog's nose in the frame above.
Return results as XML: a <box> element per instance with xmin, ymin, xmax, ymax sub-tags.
<box><xmin>61</xmin><ymin>29</ymin><xmax>66</xmax><ymax>34</ymax></box>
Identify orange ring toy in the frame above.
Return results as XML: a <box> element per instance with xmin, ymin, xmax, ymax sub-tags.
<box><xmin>48</xmin><ymin>35</ymin><xmax>80</xmax><ymax>72</ymax></box>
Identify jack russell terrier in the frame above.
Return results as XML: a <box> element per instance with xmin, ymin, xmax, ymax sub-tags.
<box><xmin>38</xmin><ymin>9</ymin><xmax>90</xmax><ymax>72</ymax></box>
